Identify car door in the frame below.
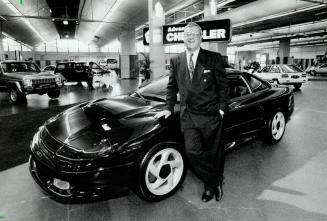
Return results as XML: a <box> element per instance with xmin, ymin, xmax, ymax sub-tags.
<box><xmin>223</xmin><ymin>74</ymin><xmax>265</xmax><ymax>143</ymax></box>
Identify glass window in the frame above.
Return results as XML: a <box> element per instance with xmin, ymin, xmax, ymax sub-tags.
<box><xmin>1</xmin><ymin>62</ymin><xmax>40</xmax><ymax>73</ymax></box>
<box><xmin>279</xmin><ymin>64</ymin><xmax>302</xmax><ymax>73</ymax></box>
<box><xmin>57</xmin><ymin>64</ymin><xmax>66</xmax><ymax>71</ymax></box>
<box><xmin>137</xmin><ymin>76</ymin><xmax>169</xmax><ymax>100</ymax></box>
<box><xmin>270</xmin><ymin>66</ymin><xmax>280</xmax><ymax>73</ymax></box>
<box><xmin>261</xmin><ymin>66</ymin><xmax>271</xmax><ymax>73</ymax></box>
<box><xmin>76</xmin><ymin>63</ymin><xmax>87</xmax><ymax>71</ymax></box>
<box><xmin>244</xmin><ymin>74</ymin><xmax>268</xmax><ymax>93</ymax></box>
<box><xmin>227</xmin><ymin>75</ymin><xmax>251</xmax><ymax>99</ymax></box>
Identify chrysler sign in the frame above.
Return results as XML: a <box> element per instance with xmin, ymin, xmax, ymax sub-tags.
<box><xmin>143</xmin><ymin>19</ymin><xmax>231</xmax><ymax>45</ymax></box>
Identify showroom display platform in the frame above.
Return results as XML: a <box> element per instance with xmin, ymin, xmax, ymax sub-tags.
<box><xmin>1</xmin><ymin>80</ymin><xmax>327</xmax><ymax>221</ymax></box>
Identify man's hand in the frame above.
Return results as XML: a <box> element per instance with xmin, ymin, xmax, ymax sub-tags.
<box><xmin>154</xmin><ymin>110</ymin><xmax>172</xmax><ymax>119</ymax></box>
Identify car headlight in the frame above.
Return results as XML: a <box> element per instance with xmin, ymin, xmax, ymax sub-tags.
<box><xmin>95</xmin><ymin>139</ymin><xmax>116</xmax><ymax>156</ymax></box>
<box><xmin>55</xmin><ymin>76</ymin><xmax>62</xmax><ymax>84</ymax></box>
<box><xmin>24</xmin><ymin>79</ymin><xmax>33</xmax><ymax>87</ymax></box>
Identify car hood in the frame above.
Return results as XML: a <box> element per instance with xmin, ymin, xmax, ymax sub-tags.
<box><xmin>6</xmin><ymin>71</ymin><xmax>55</xmax><ymax>80</ymax></box>
<box><xmin>44</xmin><ymin>96</ymin><xmax>164</xmax><ymax>156</ymax></box>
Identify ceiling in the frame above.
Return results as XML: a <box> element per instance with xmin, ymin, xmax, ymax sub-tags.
<box><xmin>0</xmin><ymin>0</ymin><xmax>326</xmax><ymax>49</ymax></box>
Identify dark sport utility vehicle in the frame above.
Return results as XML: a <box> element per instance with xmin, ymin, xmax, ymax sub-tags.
<box><xmin>54</xmin><ymin>61</ymin><xmax>92</xmax><ymax>86</ymax></box>
<box><xmin>0</xmin><ymin>61</ymin><xmax>63</xmax><ymax>103</ymax></box>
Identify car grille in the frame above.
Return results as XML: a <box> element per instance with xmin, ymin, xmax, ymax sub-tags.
<box><xmin>302</xmin><ymin>73</ymin><xmax>306</xmax><ymax>77</ymax></box>
<box><xmin>32</xmin><ymin>78</ymin><xmax>56</xmax><ymax>85</ymax></box>
<box><xmin>38</xmin><ymin>128</ymin><xmax>86</xmax><ymax>171</ymax></box>
<box><xmin>40</xmin><ymin>128</ymin><xmax>64</xmax><ymax>153</ymax></box>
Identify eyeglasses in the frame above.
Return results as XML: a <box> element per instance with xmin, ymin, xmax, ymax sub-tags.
<box><xmin>184</xmin><ymin>33</ymin><xmax>201</xmax><ymax>38</ymax></box>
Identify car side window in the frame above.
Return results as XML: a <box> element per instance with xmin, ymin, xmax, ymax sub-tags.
<box><xmin>270</xmin><ymin>66</ymin><xmax>280</xmax><ymax>73</ymax></box>
<box><xmin>57</xmin><ymin>64</ymin><xmax>65</xmax><ymax>71</ymax></box>
<box><xmin>228</xmin><ymin>75</ymin><xmax>251</xmax><ymax>99</ymax></box>
<box><xmin>261</xmin><ymin>66</ymin><xmax>271</xmax><ymax>73</ymax></box>
<box><xmin>244</xmin><ymin>74</ymin><xmax>268</xmax><ymax>92</ymax></box>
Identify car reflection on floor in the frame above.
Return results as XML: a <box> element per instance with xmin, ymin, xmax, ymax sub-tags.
<box><xmin>0</xmin><ymin>78</ymin><xmax>139</xmax><ymax>117</ymax></box>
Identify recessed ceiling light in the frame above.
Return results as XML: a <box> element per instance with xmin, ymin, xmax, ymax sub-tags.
<box><xmin>65</xmin><ymin>35</ymin><xmax>69</xmax><ymax>38</ymax></box>
<box><xmin>63</xmin><ymin>20</ymin><xmax>68</xmax><ymax>25</ymax></box>
<box><xmin>51</xmin><ymin>18</ymin><xmax>55</xmax><ymax>21</ymax></box>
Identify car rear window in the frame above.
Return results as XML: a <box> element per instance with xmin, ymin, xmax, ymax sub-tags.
<box><xmin>56</xmin><ymin>64</ymin><xmax>66</xmax><ymax>70</ymax></box>
<box><xmin>280</xmin><ymin>65</ymin><xmax>302</xmax><ymax>73</ymax></box>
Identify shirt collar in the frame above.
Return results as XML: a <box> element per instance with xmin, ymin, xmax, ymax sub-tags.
<box><xmin>186</xmin><ymin>47</ymin><xmax>200</xmax><ymax>65</ymax></box>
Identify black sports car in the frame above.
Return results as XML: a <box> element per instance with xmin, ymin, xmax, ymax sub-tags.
<box><xmin>29</xmin><ymin>70</ymin><xmax>294</xmax><ymax>202</ymax></box>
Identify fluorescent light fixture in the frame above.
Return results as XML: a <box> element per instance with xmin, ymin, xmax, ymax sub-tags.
<box><xmin>1</xmin><ymin>0</ymin><xmax>47</xmax><ymax>43</ymax></box>
<box><xmin>63</xmin><ymin>20</ymin><xmax>68</xmax><ymax>25</ymax></box>
<box><xmin>88</xmin><ymin>0</ymin><xmax>122</xmax><ymax>44</ymax></box>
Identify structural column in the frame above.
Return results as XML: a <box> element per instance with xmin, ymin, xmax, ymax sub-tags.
<box><xmin>277</xmin><ymin>38</ymin><xmax>290</xmax><ymax>64</ymax></box>
<box><xmin>119</xmin><ymin>29</ymin><xmax>136</xmax><ymax>79</ymax></box>
<box><xmin>148</xmin><ymin>0</ymin><xmax>165</xmax><ymax>79</ymax></box>
<box><xmin>202</xmin><ymin>0</ymin><xmax>228</xmax><ymax>56</ymax></box>
<box><xmin>0</xmin><ymin>21</ymin><xmax>5</xmax><ymax>61</ymax></box>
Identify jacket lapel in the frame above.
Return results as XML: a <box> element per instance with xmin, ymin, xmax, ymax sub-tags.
<box><xmin>178</xmin><ymin>52</ymin><xmax>191</xmax><ymax>84</ymax></box>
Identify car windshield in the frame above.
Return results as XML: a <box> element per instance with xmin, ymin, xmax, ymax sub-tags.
<box><xmin>135</xmin><ymin>75</ymin><xmax>169</xmax><ymax>101</ymax></box>
<box><xmin>1</xmin><ymin>62</ymin><xmax>41</xmax><ymax>73</ymax></box>
<box><xmin>91</xmin><ymin>63</ymin><xmax>104</xmax><ymax>70</ymax></box>
<box><xmin>280</xmin><ymin>65</ymin><xmax>302</xmax><ymax>73</ymax></box>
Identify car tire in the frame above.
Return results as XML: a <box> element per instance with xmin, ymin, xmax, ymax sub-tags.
<box><xmin>136</xmin><ymin>142</ymin><xmax>186</xmax><ymax>202</ymax></box>
<box><xmin>263</xmin><ymin>110</ymin><xmax>286</xmax><ymax>144</ymax></box>
<box><xmin>312</xmin><ymin>71</ymin><xmax>317</xmax><ymax>76</ymax></box>
<box><xmin>9</xmin><ymin>88</ymin><xmax>25</xmax><ymax>104</ymax></box>
<box><xmin>48</xmin><ymin>90</ymin><xmax>60</xmax><ymax>99</ymax></box>
<box><xmin>293</xmin><ymin>83</ymin><xmax>302</xmax><ymax>90</ymax></box>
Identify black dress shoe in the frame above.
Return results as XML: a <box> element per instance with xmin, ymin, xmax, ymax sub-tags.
<box><xmin>202</xmin><ymin>187</ymin><xmax>215</xmax><ymax>202</ymax></box>
<box><xmin>215</xmin><ymin>183</ymin><xmax>223</xmax><ymax>201</ymax></box>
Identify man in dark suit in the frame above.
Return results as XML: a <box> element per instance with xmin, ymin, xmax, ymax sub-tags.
<box><xmin>155</xmin><ymin>22</ymin><xmax>229</xmax><ymax>202</ymax></box>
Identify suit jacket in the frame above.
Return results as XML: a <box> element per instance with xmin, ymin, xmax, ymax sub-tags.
<box><xmin>166</xmin><ymin>48</ymin><xmax>229</xmax><ymax>130</ymax></box>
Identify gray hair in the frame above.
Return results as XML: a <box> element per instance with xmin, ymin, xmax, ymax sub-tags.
<box><xmin>184</xmin><ymin>22</ymin><xmax>202</xmax><ymax>34</ymax></box>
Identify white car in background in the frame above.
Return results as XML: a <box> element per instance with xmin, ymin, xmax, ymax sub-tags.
<box><xmin>310</xmin><ymin>63</ymin><xmax>327</xmax><ymax>76</ymax></box>
<box><xmin>255</xmin><ymin>64</ymin><xmax>307</xmax><ymax>90</ymax></box>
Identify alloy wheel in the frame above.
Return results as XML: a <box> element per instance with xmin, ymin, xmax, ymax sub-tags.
<box><xmin>271</xmin><ymin>112</ymin><xmax>285</xmax><ymax>140</ymax></box>
<box><xmin>145</xmin><ymin>148</ymin><xmax>184</xmax><ymax>196</ymax></box>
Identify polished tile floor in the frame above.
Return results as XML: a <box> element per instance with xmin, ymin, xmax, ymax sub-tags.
<box><xmin>1</xmin><ymin>79</ymin><xmax>327</xmax><ymax>221</ymax></box>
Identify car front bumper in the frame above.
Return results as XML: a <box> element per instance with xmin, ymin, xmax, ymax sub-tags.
<box><xmin>29</xmin><ymin>153</ymin><xmax>133</xmax><ymax>202</ymax></box>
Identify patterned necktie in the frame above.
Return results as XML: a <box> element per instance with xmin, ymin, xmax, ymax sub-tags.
<box><xmin>189</xmin><ymin>53</ymin><xmax>194</xmax><ymax>80</ymax></box>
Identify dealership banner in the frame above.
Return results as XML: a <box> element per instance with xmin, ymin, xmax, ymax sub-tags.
<box><xmin>143</xmin><ymin>19</ymin><xmax>231</xmax><ymax>45</ymax></box>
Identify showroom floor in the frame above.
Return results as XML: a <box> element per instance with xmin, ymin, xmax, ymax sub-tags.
<box><xmin>1</xmin><ymin>78</ymin><xmax>327</xmax><ymax>221</ymax></box>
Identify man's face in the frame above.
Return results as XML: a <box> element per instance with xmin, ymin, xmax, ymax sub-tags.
<box><xmin>183</xmin><ymin>26</ymin><xmax>202</xmax><ymax>52</ymax></box>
